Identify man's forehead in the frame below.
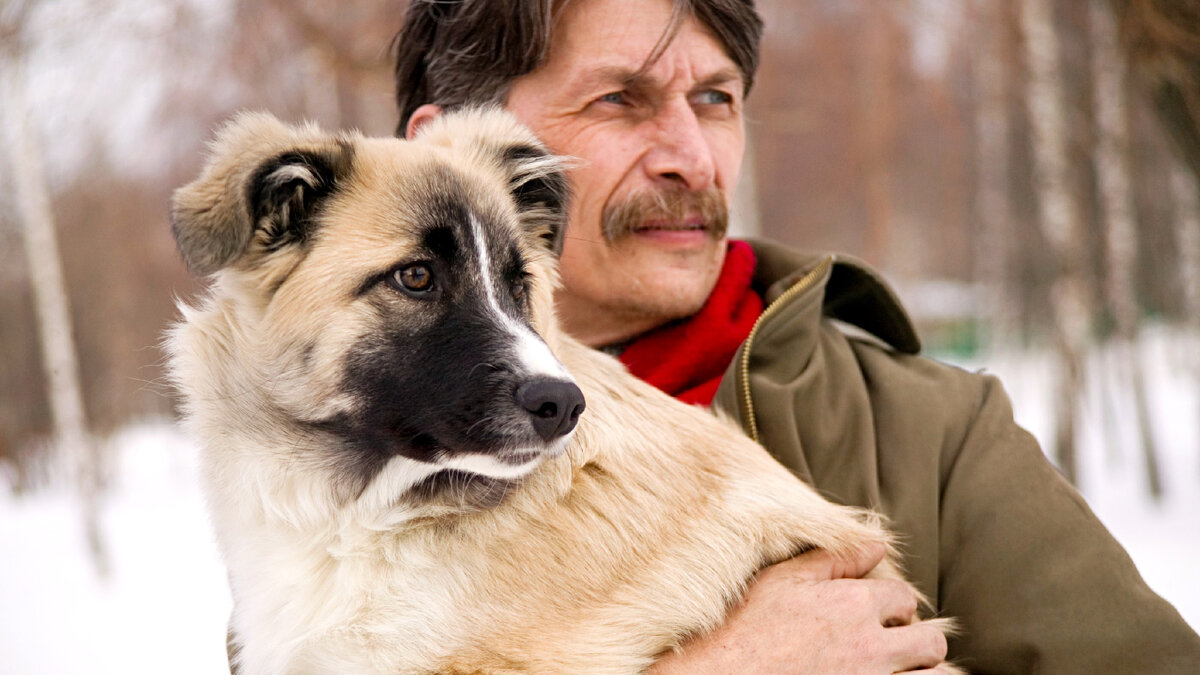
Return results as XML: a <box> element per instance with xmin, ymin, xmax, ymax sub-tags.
<box><xmin>544</xmin><ymin>4</ymin><xmax>742</xmax><ymax>95</ymax></box>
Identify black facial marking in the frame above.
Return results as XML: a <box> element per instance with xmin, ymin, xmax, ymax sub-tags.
<box><xmin>421</xmin><ymin>222</ymin><xmax>463</xmax><ymax>270</ymax></box>
<box><xmin>323</xmin><ymin>420</ymin><xmax>390</xmax><ymax>496</ymax></box>
<box><xmin>504</xmin><ymin>247</ymin><xmax>531</xmax><ymax>308</ymax></box>
<box><xmin>335</xmin><ymin>304</ymin><xmax>529</xmax><ymax>458</ymax></box>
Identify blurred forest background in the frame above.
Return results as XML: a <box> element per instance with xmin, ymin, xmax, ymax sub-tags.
<box><xmin>2</xmin><ymin>0</ymin><xmax>1200</xmax><ymax>502</ymax></box>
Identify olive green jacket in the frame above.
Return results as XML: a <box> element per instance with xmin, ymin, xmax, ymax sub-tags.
<box><xmin>712</xmin><ymin>240</ymin><xmax>1200</xmax><ymax>673</ymax></box>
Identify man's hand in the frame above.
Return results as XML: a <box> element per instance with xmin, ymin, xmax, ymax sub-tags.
<box><xmin>649</xmin><ymin>542</ymin><xmax>950</xmax><ymax>674</ymax></box>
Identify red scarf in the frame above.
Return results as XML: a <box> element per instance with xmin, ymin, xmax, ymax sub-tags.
<box><xmin>618</xmin><ymin>240</ymin><xmax>763</xmax><ymax>406</ymax></box>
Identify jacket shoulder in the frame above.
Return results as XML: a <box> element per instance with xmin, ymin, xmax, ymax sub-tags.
<box><xmin>747</xmin><ymin>239</ymin><xmax>920</xmax><ymax>354</ymax></box>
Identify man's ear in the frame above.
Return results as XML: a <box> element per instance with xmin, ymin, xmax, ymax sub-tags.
<box><xmin>406</xmin><ymin>103</ymin><xmax>443</xmax><ymax>140</ymax></box>
<box><xmin>170</xmin><ymin>112</ymin><xmax>353</xmax><ymax>276</ymax></box>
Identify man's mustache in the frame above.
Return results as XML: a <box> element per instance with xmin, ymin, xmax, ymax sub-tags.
<box><xmin>601</xmin><ymin>187</ymin><xmax>729</xmax><ymax>243</ymax></box>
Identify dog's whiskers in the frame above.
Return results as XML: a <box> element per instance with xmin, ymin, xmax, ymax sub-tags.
<box><xmin>465</xmin><ymin>413</ymin><xmax>503</xmax><ymax>438</ymax></box>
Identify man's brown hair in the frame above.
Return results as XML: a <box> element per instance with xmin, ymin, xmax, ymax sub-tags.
<box><xmin>391</xmin><ymin>0</ymin><xmax>764</xmax><ymax>135</ymax></box>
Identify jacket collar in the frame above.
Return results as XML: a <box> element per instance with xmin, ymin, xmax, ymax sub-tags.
<box><xmin>746</xmin><ymin>238</ymin><xmax>921</xmax><ymax>355</ymax></box>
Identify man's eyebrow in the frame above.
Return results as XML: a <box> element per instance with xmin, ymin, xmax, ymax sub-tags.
<box><xmin>565</xmin><ymin>65</ymin><xmax>744</xmax><ymax>98</ymax></box>
<box><xmin>564</xmin><ymin>66</ymin><xmax>641</xmax><ymax>97</ymax></box>
<box><xmin>692</xmin><ymin>67</ymin><xmax>744</xmax><ymax>91</ymax></box>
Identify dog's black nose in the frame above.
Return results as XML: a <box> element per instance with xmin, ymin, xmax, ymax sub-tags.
<box><xmin>515</xmin><ymin>379</ymin><xmax>585</xmax><ymax>442</ymax></box>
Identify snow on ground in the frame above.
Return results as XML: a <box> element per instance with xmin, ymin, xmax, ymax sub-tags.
<box><xmin>1</xmin><ymin>330</ymin><xmax>1197</xmax><ymax>674</ymax></box>
<box><xmin>0</xmin><ymin>422</ymin><xmax>231</xmax><ymax>675</ymax></box>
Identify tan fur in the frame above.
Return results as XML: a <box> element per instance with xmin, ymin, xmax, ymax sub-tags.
<box><xmin>168</xmin><ymin>108</ymin><xmax>957</xmax><ymax>674</ymax></box>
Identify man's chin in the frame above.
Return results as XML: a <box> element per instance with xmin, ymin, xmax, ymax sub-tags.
<box><xmin>557</xmin><ymin>233</ymin><xmax>727</xmax><ymax>345</ymax></box>
<box><xmin>623</xmin><ymin>249</ymin><xmax>725</xmax><ymax>319</ymax></box>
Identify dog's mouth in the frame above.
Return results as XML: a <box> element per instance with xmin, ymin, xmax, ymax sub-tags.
<box><xmin>500</xmin><ymin>448</ymin><xmax>545</xmax><ymax>465</ymax></box>
<box><xmin>407</xmin><ymin>469</ymin><xmax>518</xmax><ymax>509</ymax></box>
<box><xmin>500</xmin><ymin>434</ymin><xmax>573</xmax><ymax>464</ymax></box>
<box><xmin>409</xmin><ymin>432</ymin><xmax>564</xmax><ymax>467</ymax></box>
<box><xmin>390</xmin><ymin>437</ymin><xmax>565</xmax><ymax>510</ymax></box>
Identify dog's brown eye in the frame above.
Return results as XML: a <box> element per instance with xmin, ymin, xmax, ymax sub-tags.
<box><xmin>391</xmin><ymin>263</ymin><xmax>434</xmax><ymax>294</ymax></box>
<box><xmin>511</xmin><ymin>281</ymin><xmax>526</xmax><ymax>303</ymax></box>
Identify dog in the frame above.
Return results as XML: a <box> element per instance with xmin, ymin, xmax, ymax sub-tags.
<box><xmin>167</xmin><ymin>107</ymin><xmax>957</xmax><ymax>674</ymax></box>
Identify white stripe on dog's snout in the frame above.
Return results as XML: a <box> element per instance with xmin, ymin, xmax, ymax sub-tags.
<box><xmin>469</xmin><ymin>215</ymin><xmax>569</xmax><ymax>380</ymax></box>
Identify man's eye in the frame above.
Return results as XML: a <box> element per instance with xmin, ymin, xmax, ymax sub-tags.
<box><xmin>596</xmin><ymin>91</ymin><xmax>626</xmax><ymax>105</ymax></box>
<box><xmin>696</xmin><ymin>89</ymin><xmax>734</xmax><ymax>106</ymax></box>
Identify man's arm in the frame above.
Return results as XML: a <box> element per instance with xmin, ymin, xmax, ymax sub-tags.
<box><xmin>933</xmin><ymin>375</ymin><xmax>1200</xmax><ymax>672</ymax></box>
<box><xmin>649</xmin><ymin>543</ymin><xmax>951</xmax><ymax>674</ymax></box>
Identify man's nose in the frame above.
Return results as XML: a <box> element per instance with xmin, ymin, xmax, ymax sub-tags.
<box><xmin>643</xmin><ymin>101</ymin><xmax>716</xmax><ymax>192</ymax></box>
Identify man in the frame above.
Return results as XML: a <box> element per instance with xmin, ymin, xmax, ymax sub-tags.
<box><xmin>392</xmin><ymin>0</ymin><xmax>1200</xmax><ymax>671</ymax></box>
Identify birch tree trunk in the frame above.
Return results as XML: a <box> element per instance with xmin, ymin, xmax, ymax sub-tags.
<box><xmin>1</xmin><ymin>44</ymin><xmax>109</xmax><ymax>575</ymax></box>
<box><xmin>859</xmin><ymin>7</ymin><xmax>900</xmax><ymax>267</ymax></box>
<box><xmin>731</xmin><ymin>129</ymin><xmax>762</xmax><ymax>238</ymax></box>
<box><xmin>1169</xmin><ymin>156</ymin><xmax>1200</xmax><ymax>474</ymax></box>
<box><xmin>1020</xmin><ymin>0</ymin><xmax>1089</xmax><ymax>484</ymax></box>
<box><xmin>1174</xmin><ymin>167</ymin><xmax>1200</xmax><ymax>324</ymax></box>
<box><xmin>1090</xmin><ymin>2</ymin><xmax>1162</xmax><ymax>497</ymax></box>
<box><xmin>971</xmin><ymin>0</ymin><xmax>1017</xmax><ymax>351</ymax></box>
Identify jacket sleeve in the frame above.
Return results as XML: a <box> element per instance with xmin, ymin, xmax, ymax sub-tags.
<box><xmin>937</xmin><ymin>374</ymin><xmax>1200</xmax><ymax>673</ymax></box>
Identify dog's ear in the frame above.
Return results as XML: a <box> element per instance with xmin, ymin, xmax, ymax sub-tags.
<box><xmin>415</xmin><ymin>107</ymin><xmax>570</xmax><ymax>255</ymax></box>
<box><xmin>171</xmin><ymin>112</ymin><xmax>353</xmax><ymax>275</ymax></box>
<box><xmin>499</xmin><ymin>142</ymin><xmax>570</xmax><ymax>255</ymax></box>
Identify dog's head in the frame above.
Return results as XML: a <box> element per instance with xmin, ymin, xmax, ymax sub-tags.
<box><xmin>170</xmin><ymin>108</ymin><xmax>580</xmax><ymax>512</ymax></box>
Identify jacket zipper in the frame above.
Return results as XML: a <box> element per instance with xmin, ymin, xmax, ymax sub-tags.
<box><xmin>738</xmin><ymin>255</ymin><xmax>834</xmax><ymax>442</ymax></box>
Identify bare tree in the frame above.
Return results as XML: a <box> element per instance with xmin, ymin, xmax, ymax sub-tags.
<box><xmin>731</xmin><ymin>130</ymin><xmax>762</xmax><ymax>238</ymax></box>
<box><xmin>857</xmin><ymin>6</ymin><xmax>902</xmax><ymax>268</ymax></box>
<box><xmin>224</xmin><ymin>0</ymin><xmax>405</xmax><ymax>135</ymax></box>
<box><xmin>0</xmin><ymin>1</ymin><xmax>107</xmax><ymax>574</ymax></box>
<box><xmin>970</xmin><ymin>0</ymin><xmax>1019</xmax><ymax>350</ymax></box>
<box><xmin>1168</xmin><ymin>154</ymin><xmax>1200</xmax><ymax>472</ymax></box>
<box><xmin>1173</xmin><ymin>160</ymin><xmax>1200</xmax><ymax>345</ymax></box>
<box><xmin>1112</xmin><ymin>0</ymin><xmax>1200</xmax><ymax>182</ymax></box>
<box><xmin>1112</xmin><ymin>0</ymin><xmax>1200</xmax><ymax>480</ymax></box>
<box><xmin>1089</xmin><ymin>2</ymin><xmax>1163</xmax><ymax>496</ymax></box>
<box><xmin>1021</xmin><ymin>0</ymin><xmax>1092</xmax><ymax>484</ymax></box>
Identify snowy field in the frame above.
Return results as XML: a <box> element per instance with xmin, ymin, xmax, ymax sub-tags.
<box><xmin>1</xmin><ymin>330</ymin><xmax>1197</xmax><ymax>674</ymax></box>
<box><xmin>0</xmin><ymin>421</ymin><xmax>232</xmax><ymax>674</ymax></box>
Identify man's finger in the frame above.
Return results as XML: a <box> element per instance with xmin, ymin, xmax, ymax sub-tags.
<box><xmin>762</xmin><ymin>541</ymin><xmax>888</xmax><ymax>584</ymax></box>
<box><xmin>885</xmin><ymin>623</ymin><xmax>950</xmax><ymax>672</ymax></box>
<box><xmin>868</xmin><ymin>578</ymin><xmax>921</xmax><ymax>627</ymax></box>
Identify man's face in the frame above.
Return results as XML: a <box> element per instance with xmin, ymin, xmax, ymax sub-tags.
<box><xmin>505</xmin><ymin>0</ymin><xmax>746</xmax><ymax>347</ymax></box>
